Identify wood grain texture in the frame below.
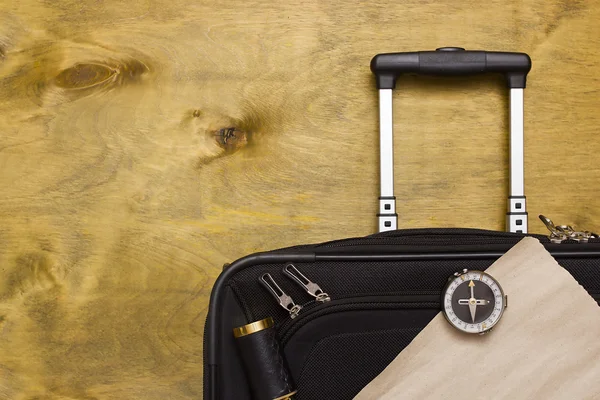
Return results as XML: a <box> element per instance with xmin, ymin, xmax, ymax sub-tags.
<box><xmin>0</xmin><ymin>0</ymin><xmax>599</xmax><ymax>398</ymax></box>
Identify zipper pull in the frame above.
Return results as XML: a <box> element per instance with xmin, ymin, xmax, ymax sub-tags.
<box><xmin>539</xmin><ymin>215</ymin><xmax>599</xmax><ymax>243</ymax></box>
<box><xmin>539</xmin><ymin>214</ymin><xmax>556</xmax><ymax>232</ymax></box>
<box><xmin>259</xmin><ymin>273</ymin><xmax>303</xmax><ymax>318</ymax></box>
<box><xmin>539</xmin><ymin>215</ymin><xmax>567</xmax><ymax>243</ymax></box>
<box><xmin>570</xmin><ymin>230</ymin><xmax>599</xmax><ymax>243</ymax></box>
<box><xmin>283</xmin><ymin>264</ymin><xmax>331</xmax><ymax>303</ymax></box>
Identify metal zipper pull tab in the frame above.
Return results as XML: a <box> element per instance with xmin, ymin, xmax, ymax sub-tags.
<box><xmin>259</xmin><ymin>273</ymin><xmax>302</xmax><ymax>318</ymax></box>
<box><xmin>539</xmin><ymin>215</ymin><xmax>568</xmax><ymax>243</ymax></box>
<box><xmin>283</xmin><ymin>264</ymin><xmax>331</xmax><ymax>303</ymax></box>
<box><xmin>539</xmin><ymin>214</ymin><xmax>557</xmax><ymax>233</ymax></box>
<box><xmin>569</xmin><ymin>228</ymin><xmax>599</xmax><ymax>243</ymax></box>
<box><xmin>539</xmin><ymin>215</ymin><xmax>599</xmax><ymax>243</ymax></box>
<box><xmin>585</xmin><ymin>231</ymin><xmax>599</xmax><ymax>239</ymax></box>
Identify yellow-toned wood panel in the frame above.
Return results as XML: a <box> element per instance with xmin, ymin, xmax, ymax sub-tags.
<box><xmin>0</xmin><ymin>0</ymin><xmax>599</xmax><ymax>398</ymax></box>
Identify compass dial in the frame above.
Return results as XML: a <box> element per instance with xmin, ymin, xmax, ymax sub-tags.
<box><xmin>442</xmin><ymin>270</ymin><xmax>506</xmax><ymax>334</ymax></box>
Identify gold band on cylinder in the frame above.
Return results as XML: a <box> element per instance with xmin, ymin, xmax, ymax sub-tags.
<box><xmin>233</xmin><ymin>317</ymin><xmax>274</xmax><ymax>338</ymax></box>
<box><xmin>273</xmin><ymin>390</ymin><xmax>297</xmax><ymax>400</ymax></box>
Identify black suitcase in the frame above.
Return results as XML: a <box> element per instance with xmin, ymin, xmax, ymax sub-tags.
<box><xmin>203</xmin><ymin>48</ymin><xmax>600</xmax><ymax>400</ymax></box>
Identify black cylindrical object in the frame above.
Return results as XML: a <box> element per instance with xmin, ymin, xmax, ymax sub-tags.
<box><xmin>233</xmin><ymin>317</ymin><xmax>297</xmax><ymax>400</ymax></box>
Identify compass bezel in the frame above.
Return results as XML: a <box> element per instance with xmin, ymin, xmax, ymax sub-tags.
<box><xmin>441</xmin><ymin>270</ymin><xmax>506</xmax><ymax>334</ymax></box>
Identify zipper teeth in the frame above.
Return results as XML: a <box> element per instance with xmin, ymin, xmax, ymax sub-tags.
<box><xmin>320</xmin><ymin>236</ymin><xmax>600</xmax><ymax>248</ymax></box>
<box><xmin>320</xmin><ymin>237</ymin><xmax>528</xmax><ymax>248</ymax></box>
<box><xmin>275</xmin><ymin>229</ymin><xmax>528</xmax><ymax>251</ymax></box>
<box><xmin>275</xmin><ymin>290</ymin><xmax>443</xmax><ymax>330</ymax></box>
<box><xmin>279</xmin><ymin>297</ymin><xmax>440</xmax><ymax>344</ymax></box>
<box><xmin>373</xmin><ymin>230</ymin><xmax>530</xmax><ymax>238</ymax></box>
<box><xmin>318</xmin><ymin>230</ymin><xmax>550</xmax><ymax>248</ymax></box>
<box><xmin>270</xmin><ymin>230</ymin><xmax>600</xmax><ymax>252</ymax></box>
<box><xmin>278</xmin><ymin>293</ymin><xmax>600</xmax><ymax>345</ymax></box>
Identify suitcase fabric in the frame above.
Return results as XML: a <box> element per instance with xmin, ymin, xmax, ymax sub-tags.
<box><xmin>203</xmin><ymin>48</ymin><xmax>600</xmax><ymax>400</ymax></box>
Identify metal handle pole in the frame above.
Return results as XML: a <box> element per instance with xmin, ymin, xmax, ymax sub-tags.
<box><xmin>378</xmin><ymin>89</ymin><xmax>397</xmax><ymax>232</ymax></box>
<box><xmin>506</xmin><ymin>88</ymin><xmax>528</xmax><ymax>233</ymax></box>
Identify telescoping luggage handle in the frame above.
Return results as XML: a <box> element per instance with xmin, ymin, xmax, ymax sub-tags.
<box><xmin>371</xmin><ymin>47</ymin><xmax>532</xmax><ymax>234</ymax></box>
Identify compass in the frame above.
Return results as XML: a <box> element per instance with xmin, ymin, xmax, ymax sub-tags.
<box><xmin>442</xmin><ymin>269</ymin><xmax>507</xmax><ymax>334</ymax></box>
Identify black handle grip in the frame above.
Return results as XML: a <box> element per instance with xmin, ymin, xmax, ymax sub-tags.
<box><xmin>371</xmin><ymin>47</ymin><xmax>532</xmax><ymax>89</ymax></box>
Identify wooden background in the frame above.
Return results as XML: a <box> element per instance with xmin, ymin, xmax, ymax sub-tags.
<box><xmin>1</xmin><ymin>0</ymin><xmax>599</xmax><ymax>398</ymax></box>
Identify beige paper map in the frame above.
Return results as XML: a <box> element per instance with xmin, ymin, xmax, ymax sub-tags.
<box><xmin>355</xmin><ymin>237</ymin><xmax>600</xmax><ymax>400</ymax></box>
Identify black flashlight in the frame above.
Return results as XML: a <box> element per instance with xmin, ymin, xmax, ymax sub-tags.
<box><xmin>233</xmin><ymin>317</ymin><xmax>297</xmax><ymax>400</ymax></box>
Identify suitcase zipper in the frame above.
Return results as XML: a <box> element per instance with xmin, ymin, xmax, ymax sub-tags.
<box><xmin>539</xmin><ymin>215</ymin><xmax>599</xmax><ymax>243</ymax></box>
<box><xmin>258</xmin><ymin>224</ymin><xmax>600</xmax><ymax>254</ymax></box>
<box><xmin>277</xmin><ymin>291</ymin><xmax>600</xmax><ymax>346</ymax></box>
<box><xmin>277</xmin><ymin>294</ymin><xmax>440</xmax><ymax>345</ymax></box>
<box><xmin>260</xmin><ymin>273</ymin><xmax>303</xmax><ymax>319</ymax></box>
<box><xmin>283</xmin><ymin>263</ymin><xmax>331</xmax><ymax>303</ymax></box>
<box><xmin>316</xmin><ymin>226</ymin><xmax>600</xmax><ymax>249</ymax></box>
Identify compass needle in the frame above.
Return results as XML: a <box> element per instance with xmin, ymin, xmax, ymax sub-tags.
<box><xmin>468</xmin><ymin>280</ymin><xmax>477</xmax><ymax>323</ymax></box>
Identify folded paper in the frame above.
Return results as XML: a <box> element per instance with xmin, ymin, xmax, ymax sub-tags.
<box><xmin>355</xmin><ymin>237</ymin><xmax>600</xmax><ymax>400</ymax></box>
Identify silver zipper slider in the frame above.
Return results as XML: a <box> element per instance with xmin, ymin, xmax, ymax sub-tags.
<box><xmin>570</xmin><ymin>229</ymin><xmax>599</xmax><ymax>243</ymax></box>
<box><xmin>539</xmin><ymin>214</ymin><xmax>556</xmax><ymax>232</ymax></box>
<box><xmin>259</xmin><ymin>273</ymin><xmax>302</xmax><ymax>318</ymax></box>
<box><xmin>283</xmin><ymin>264</ymin><xmax>331</xmax><ymax>303</ymax></box>
<box><xmin>539</xmin><ymin>215</ymin><xmax>567</xmax><ymax>243</ymax></box>
<box><xmin>539</xmin><ymin>215</ymin><xmax>599</xmax><ymax>243</ymax></box>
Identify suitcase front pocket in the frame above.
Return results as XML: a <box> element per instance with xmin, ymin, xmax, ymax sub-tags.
<box><xmin>280</xmin><ymin>295</ymin><xmax>440</xmax><ymax>400</ymax></box>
